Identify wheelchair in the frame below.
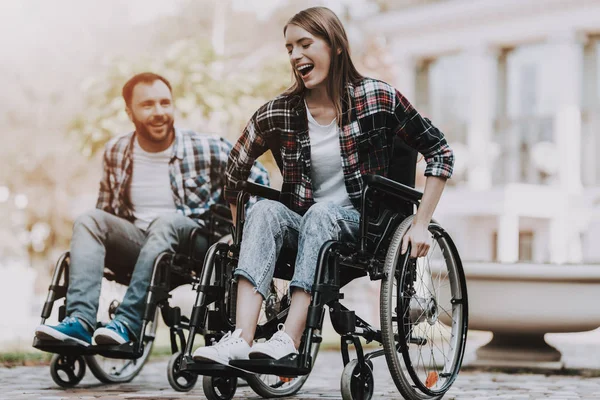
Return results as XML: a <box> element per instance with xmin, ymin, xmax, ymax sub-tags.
<box><xmin>33</xmin><ymin>204</ymin><xmax>233</xmax><ymax>388</ymax></box>
<box><xmin>171</xmin><ymin>138</ymin><xmax>469</xmax><ymax>400</ymax></box>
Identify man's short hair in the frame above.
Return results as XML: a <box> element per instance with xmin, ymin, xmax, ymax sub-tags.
<box><xmin>122</xmin><ymin>72</ymin><xmax>172</xmax><ymax>108</ymax></box>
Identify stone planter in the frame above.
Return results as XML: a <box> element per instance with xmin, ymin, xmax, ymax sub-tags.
<box><xmin>438</xmin><ymin>262</ymin><xmax>600</xmax><ymax>368</ymax></box>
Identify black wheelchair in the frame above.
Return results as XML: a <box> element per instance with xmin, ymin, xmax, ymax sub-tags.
<box><xmin>33</xmin><ymin>204</ymin><xmax>233</xmax><ymax>388</ymax></box>
<box><xmin>170</xmin><ymin>139</ymin><xmax>469</xmax><ymax>400</ymax></box>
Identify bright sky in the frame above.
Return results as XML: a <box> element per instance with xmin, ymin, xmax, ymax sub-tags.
<box><xmin>0</xmin><ymin>0</ymin><xmax>375</xmax><ymax>61</ymax></box>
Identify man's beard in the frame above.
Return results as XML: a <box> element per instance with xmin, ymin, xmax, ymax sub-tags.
<box><xmin>133</xmin><ymin>115</ymin><xmax>174</xmax><ymax>143</ymax></box>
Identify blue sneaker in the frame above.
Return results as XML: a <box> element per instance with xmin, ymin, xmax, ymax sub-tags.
<box><xmin>35</xmin><ymin>316</ymin><xmax>92</xmax><ymax>347</ymax></box>
<box><xmin>92</xmin><ymin>319</ymin><xmax>131</xmax><ymax>345</ymax></box>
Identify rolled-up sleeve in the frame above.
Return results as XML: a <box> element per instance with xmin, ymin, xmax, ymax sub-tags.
<box><xmin>391</xmin><ymin>89</ymin><xmax>454</xmax><ymax>179</ymax></box>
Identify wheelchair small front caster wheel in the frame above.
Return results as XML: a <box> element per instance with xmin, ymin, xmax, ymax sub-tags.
<box><xmin>340</xmin><ymin>359</ymin><xmax>374</xmax><ymax>400</ymax></box>
<box><xmin>167</xmin><ymin>352</ymin><xmax>197</xmax><ymax>392</ymax></box>
<box><xmin>50</xmin><ymin>354</ymin><xmax>86</xmax><ymax>388</ymax></box>
<box><xmin>203</xmin><ymin>375</ymin><xmax>237</xmax><ymax>400</ymax></box>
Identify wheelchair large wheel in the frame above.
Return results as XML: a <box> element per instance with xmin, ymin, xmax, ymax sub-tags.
<box><xmin>85</xmin><ymin>278</ymin><xmax>159</xmax><ymax>383</ymax></box>
<box><xmin>380</xmin><ymin>216</ymin><xmax>468</xmax><ymax>400</ymax></box>
<box><xmin>245</xmin><ymin>278</ymin><xmax>321</xmax><ymax>398</ymax></box>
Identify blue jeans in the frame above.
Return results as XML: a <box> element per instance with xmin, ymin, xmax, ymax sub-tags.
<box><xmin>234</xmin><ymin>201</ymin><xmax>360</xmax><ymax>299</ymax></box>
<box><xmin>66</xmin><ymin>209</ymin><xmax>204</xmax><ymax>339</ymax></box>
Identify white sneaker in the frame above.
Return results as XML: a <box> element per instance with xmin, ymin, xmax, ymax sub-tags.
<box><xmin>192</xmin><ymin>329</ymin><xmax>250</xmax><ymax>365</ymax></box>
<box><xmin>249</xmin><ymin>324</ymin><xmax>298</xmax><ymax>360</ymax></box>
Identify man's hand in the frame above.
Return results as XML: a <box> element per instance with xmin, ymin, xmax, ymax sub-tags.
<box><xmin>401</xmin><ymin>221</ymin><xmax>431</xmax><ymax>258</ymax></box>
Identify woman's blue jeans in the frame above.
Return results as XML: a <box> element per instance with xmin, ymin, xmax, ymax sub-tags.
<box><xmin>234</xmin><ymin>200</ymin><xmax>360</xmax><ymax>299</ymax></box>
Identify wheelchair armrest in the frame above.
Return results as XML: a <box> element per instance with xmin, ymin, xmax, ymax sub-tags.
<box><xmin>235</xmin><ymin>181</ymin><xmax>281</xmax><ymax>201</ymax></box>
<box><xmin>363</xmin><ymin>174</ymin><xmax>422</xmax><ymax>204</ymax></box>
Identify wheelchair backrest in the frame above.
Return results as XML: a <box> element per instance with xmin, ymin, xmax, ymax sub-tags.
<box><xmin>385</xmin><ymin>136</ymin><xmax>418</xmax><ymax>219</ymax></box>
<box><xmin>363</xmin><ymin>137</ymin><xmax>418</xmax><ymax>256</ymax></box>
<box><xmin>388</xmin><ymin>136</ymin><xmax>417</xmax><ymax>188</ymax></box>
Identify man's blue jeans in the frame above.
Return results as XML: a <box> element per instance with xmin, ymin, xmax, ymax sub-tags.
<box><xmin>234</xmin><ymin>201</ymin><xmax>360</xmax><ymax>299</ymax></box>
<box><xmin>66</xmin><ymin>209</ymin><xmax>203</xmax><ymax>339</ymax></box>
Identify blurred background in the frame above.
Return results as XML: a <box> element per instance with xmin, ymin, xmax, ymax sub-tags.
<box><xmin>2</xmin><ymin>0</ymin><xmax>600</xmax><ymax>368</ymax></box>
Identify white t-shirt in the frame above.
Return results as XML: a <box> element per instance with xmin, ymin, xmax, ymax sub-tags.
<box><xmin>130</xmin><ymin>138</ymin><xmax>177</xmax><ymax>230</ymax></box>
<box><xmin>306</xmin><ymin>103</ymin><xmax>353</xmax><ymax>209</ymax></box>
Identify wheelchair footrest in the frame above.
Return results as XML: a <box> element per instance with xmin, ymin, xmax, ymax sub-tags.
<box><xmin>32</xmin><ymin>337</ymin><xmax>91</xmax><ymax>356</ymax></box>
<box><xmin>179</xmin><ymin>355</ymin><xmax>246</xmax><ymax>378</ymax></box>
<box><xmin>93</xmin><ymin>342</ymin><xmax>143</xmax><ymax>359</ymax></box>
<box><xmin>230</xmin><ymin>353</ymin><xmax>310</xmax><ymax>377</ymax></box>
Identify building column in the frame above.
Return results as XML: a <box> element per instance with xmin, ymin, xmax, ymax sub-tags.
<box><xmin>582</xmin><ymin>37</ymin><xmax>599</xmax><ymax>186</ymax></box>
<box><xmin>389</xmin><ymin>55</ymin><xmax>417</xmax><ymax>107</ymax></box>
<box><xmin>547</xmin><ymin>31</ymin><xmax>584</xmax><ymax>264</ymax></box>
<box><xmin>464</xmin><ymin>45</ymin><xmax>499</xmax><ymax>191</ymax></box>
<box><xmin>414</xmin><ymin>58</ymin><xmax>432</xmax><ymax>115</ymax></box>
<box><xmin>550</xmin><ymin>31</ymin><xmax>584</xmax><ymax>193</ymax></box>
<box><xmin>549</xmin><ymin>215</ymin><xmax>569</xmax><ymax>264</ymax></box>
<box><xmin>497</xmin><ymin>214</ymin><xmax>519</xmax><ymax>263</ymax></box>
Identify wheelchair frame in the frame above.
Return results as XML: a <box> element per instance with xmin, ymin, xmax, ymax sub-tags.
<box><xmin>177</xmin><ymin>173</ymin><xmax>468</xmax><ymax>400</ymax></box>
<box><xmin>33</xmin><ymin>204</ymin><xmax>233</xmax><ymax>387</ymax></box>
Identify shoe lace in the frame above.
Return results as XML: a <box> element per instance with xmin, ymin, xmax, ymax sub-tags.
<box><xmin>62</xmin><ymin>316</ymin><xmax>78</xmax><ymax>326</ymax></box>
<box><xmin>269</xmin><ymin>324</ymin><xmax>290</xmax><ymax>348</ymax></box>
<box><xmin>214</xmin><ymin>331</ymin><xmax>237</xmax><ymax>348</ymax></box>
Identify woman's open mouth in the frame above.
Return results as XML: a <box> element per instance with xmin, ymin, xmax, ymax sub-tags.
<box><xmin>297</xmin><ymin>63</ymin><xmax>314</xmax><ymax>77</ymax></box>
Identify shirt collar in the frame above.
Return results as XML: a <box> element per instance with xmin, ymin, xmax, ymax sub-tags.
<box><xmin>291</xmin><ymin>82</ymin><xmax>356</xmax><ymax>115</ymax></box>
<box><xmin>171</xmin><ymin>128</ymin><xmax>184</xmax><ymax>160</ymax></box>
<box><xmin>127</xmin><ymin>128</ymin><xmax>183</xmax><ymax>161</ymax></box>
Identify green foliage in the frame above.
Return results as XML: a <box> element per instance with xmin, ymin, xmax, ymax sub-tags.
<box><xmin>0</xmin><ymin>351</ymin><xmax>52</xmax><ymax>367</ymax></box>
<box><xmin>69</xmin><ymin>38</ymin><xmax>292</xmax><ymax>157</ymax></box>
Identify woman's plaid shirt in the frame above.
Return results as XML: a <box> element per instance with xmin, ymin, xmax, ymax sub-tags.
<box><xmin>96</xmin><ymin>128</ymin><xmax>269</xmax><ymax>223</ymax></box>
<box><xmin>225</xmin><ymin>78</ymin><xmax>453</xmax><ymax>213</ymax></box>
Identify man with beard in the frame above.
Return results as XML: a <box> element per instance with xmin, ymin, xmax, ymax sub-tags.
<box><xmin>34</xmin><ymin>72</ymin><xmax>269</xmax><ymax>346</ymax></box>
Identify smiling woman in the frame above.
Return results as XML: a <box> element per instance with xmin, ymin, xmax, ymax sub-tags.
<box><xmin>283</xmin><ymin>9</ymin><xmax>363</xmax><ymax>128</ymax></box>
<box><xmin>191</xmin><ymin>6</ymin><xmax>456</xmax><ymax>400</ymax></box>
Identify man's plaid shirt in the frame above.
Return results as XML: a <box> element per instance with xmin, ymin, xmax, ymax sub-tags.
<box><xmin>225</xmin><ymin>78</ymin><xmax>453</xmax><ymax>213</ymax></box>
<box><xmin>97</xmin><ymin>128</ymin><xmax>269</xmax><ymax>223</ymax></box>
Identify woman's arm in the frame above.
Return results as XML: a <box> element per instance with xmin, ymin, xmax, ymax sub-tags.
<box><xmin>401</xmin><ymin>176</ymin><xmax>446</xmax><ymax>257</ymax></box>
<box><xmin>225</xmin><ymin>111</ymin><xmax>269</xmax><ymax>225</ymax></box>
<box><xmin>390</xmin><ymin>88</ymin><xmax>454</xmax><ymax>257</ymax></box>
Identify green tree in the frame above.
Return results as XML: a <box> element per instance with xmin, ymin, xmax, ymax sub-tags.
<box><xmin>69</xmin><ymin>38</ymin><xmax>291</xmax><ymax>158</ymax></box>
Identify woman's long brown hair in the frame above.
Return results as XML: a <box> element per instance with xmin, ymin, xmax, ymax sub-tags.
<box><xmin>283</xmin><ymin>7</ymin><xmax>363</xmax><ymax>125</ymax></box>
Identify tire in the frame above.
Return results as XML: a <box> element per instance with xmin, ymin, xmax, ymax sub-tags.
<box><xmin>167</xmin><ymin>352</ymin><xmax>198</xmax><ymax>392</ymax></box>
<box><xmin>380</xmin><ymin>216</ymin><xmax>468</xmax><ymax>400</ymax></box>
<box><xmin>245</xmin><ymin>278</ymin><xmax>321</xmax><ymax>398</ymax></box>
<box><xmin>85</xmin><ymin>278</ymin><xmax>159</xmax><ymax>383</ymax></box>
<box><xmin>340</xmin><ymin>359</ymin><xmax>374</xmax><ymax>400</ymax></box>
<box><xmin>50</xmin><ymin>354</ymin><xmax>86</xmax><ymax>388</ymax></box>
<box><xmin>202</xmin><ymin>375</ymin><xmax>237</xmax><ymax>400</ymax></box>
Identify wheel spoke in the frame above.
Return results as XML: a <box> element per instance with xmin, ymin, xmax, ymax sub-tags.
<box><xmin>382</xmin><ymin>221</ymin><xmax>467</xmax><ymax>398</ymax></box>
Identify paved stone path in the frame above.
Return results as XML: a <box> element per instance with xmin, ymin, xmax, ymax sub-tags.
<box><xmin>2</xmin><ymin>351</ymin><xmax>600</xmax><ymax>399</ymax></box>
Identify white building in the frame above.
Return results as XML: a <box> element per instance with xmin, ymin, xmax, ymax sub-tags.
<box><xmin>362</xmin><ymin>0</ymin><xmax>600</xmax><ymax>264</ymax></box>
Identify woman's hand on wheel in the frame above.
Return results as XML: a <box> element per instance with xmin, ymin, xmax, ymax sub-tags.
<box><xmin>401</xmin><ymin>222</ymin><xmax>431</xmax><ymax>258</ymax></box>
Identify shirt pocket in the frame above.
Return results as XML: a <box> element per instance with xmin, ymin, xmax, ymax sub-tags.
<box><xmin>357</xmin><ymin>127</ymin><xmax>391</xmax><ymax>176</ymax></box>
<box><xmin>281</xmin><ymin>145</ymin><xmax>302</xmax><ymax>183</ymax></box>
<box><xmin>184</xmin><ymin>175</ymin><xmax>211</xmax><ymax>209</ymax></box>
